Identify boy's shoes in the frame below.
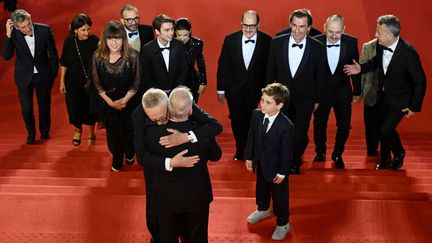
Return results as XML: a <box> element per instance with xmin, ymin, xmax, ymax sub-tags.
<box><xmin>246</xmin><ymin>209</ymin><xmax>271</xmax><ymax>224</ymax></box>
<box><xmin>272</xmin><ymin>222</ymin><xmax>292</xmax><ymax>240</ymax></box>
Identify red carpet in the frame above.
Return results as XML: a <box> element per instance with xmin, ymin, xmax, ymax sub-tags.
<box><xmin>1</xmin><ymin>0</ymin><xmax>432</xmax><ymax>242</ymax></box>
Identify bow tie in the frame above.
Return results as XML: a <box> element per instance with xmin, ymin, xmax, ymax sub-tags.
<box><xmin>381</xmin><ymin>46</ymin><xmax>393</xmax><ymax>53</ymax></box>
<box><xmin>128</xmin><ymin>32</ymin><xmax>138</xmax><ymax>38</ymax></box>
<box><xmin>160</xmin><ymin>46</ymin><xmax>170</xmax><ymax>51</ymax></box>
<box><xmin>292</xmin><ymin>43</ymin><xmax>303</xmax><ymax>49</ymax></box>
<box><xmin>245</xmin><ymin>39</ymin><xmax>255</xmax><ymax>44</ymax></box>
<box><xmin>327</xmin><ymin>44</ymin><xmax>340</xmax><ymax>48</ymax></box>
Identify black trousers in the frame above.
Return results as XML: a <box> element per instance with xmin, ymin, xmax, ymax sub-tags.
<box><xmin>284</xmin><ymin>99</ymin><xmax>314</xmax><ymax>166</ymax></box>
<box><xmin>17</xmin><ymin>74</ymin><xmax>52</xmax><ymax>138</ymax></box>
<box><xmin>313</xmin><ymin>93</ymin><xmax>351</xmax><ymax>157</ymax></box>
<box><xmin>143</xmin><ymin>168</ymin><xmax>160</xmax><ymax>243</ymax></box>
<box><xmin>158</xmin><ymin>205</ymin><xmax>210</xmax><ymax>243</ymax></box>
<box><xmin>364</xmin><ymin>103</ymin><xmax>381</xmax><ymax>155</ymax></box>
<box><xmin>376</xmin><ymin>93</ymin><xmax>405</xmax><ymax>160</ymax></box>
<box><xmin>105</xmin><ymin>107</ymin><xmax>134</xmax><ymax>170</ymax></box>
<box><xmin>255</xmin><ymin>166</ymin><xmax>289</xmax><ymax>226</ymax></box>
<box><xmin>226</xmin><ymin>92</ymin><xmax>258</xmax><ymax>157</ymax></box>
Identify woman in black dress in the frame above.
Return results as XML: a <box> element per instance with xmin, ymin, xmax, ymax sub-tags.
<box><xmin>175</xmin><ymin>18</ymin><xmax>207</xmax><ymax>103</ymax></box>
<box><xmin>90</xmin><ymin>20</ymin><xmax>141</xmax><ymax>172</ymax></box>
<box><xmin>59</xmin><ymin>13</ymin><xmax>99</xmax><ymax>146</ymax></box>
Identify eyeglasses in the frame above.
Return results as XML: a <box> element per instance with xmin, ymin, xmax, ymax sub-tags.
<box><xmin>123</xmin><ymin>16</ymin><xmax>140</xmax><ymax>24</ymax></box>
<box><xmin>146</xmin><ymin>112</ymin><xmax>169</xmax><ymax>125</ymax></box>
<box><xmin>241</xmin><ymin>23</ymin><xmax>257</xmax><ymax>30</ymax></box>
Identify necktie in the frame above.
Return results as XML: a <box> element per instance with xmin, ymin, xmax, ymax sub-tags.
<box><xmin>160</xmin><ymin>46</ymin><xmax>170</xmax><ymax>51</ymax></box>
<box><xmin>263</xmin><ymin>118</ymin><xmax>269</xmax><ymax>134</ymax></box>
<box><xmin>128</xmin><ymin>32</ymin><xmax>138</xmax><ymax>38</ymax></box>
<box><xmin>292</xmin><ymin>43</ymin><xmax>303</xmax><ymax>49</ymax></box>
<box><xmin>380</xmin><ymin>45</ymin><xmax>393</xmax><ymax>53</ymax></box>
<box><xmin>245</xmin><ymin>39</ymin><xmax>255</xmax><ymax>44</ymax></box>
<box><xmin>327</xmin><ymin>44</ymin><xmax>340</xmax><ymax>48</ymax></box>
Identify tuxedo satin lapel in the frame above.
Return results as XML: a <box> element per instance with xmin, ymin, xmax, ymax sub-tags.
<box><xmin>377</xmin><ymin>45</ymin><xmax>385</xmax><ymax>77</ymax></box>
<box><xmin>168</xmin><ymin>42</ymin><xmax>177</xmax><ymax>74</ymax></box>
<box><xmin>152</xmin><ymin>42</ymin><xmax>168</xmax><ymax>73</ymax></box>
<box><xmin>283</xmin><ymin>35</ymin><xmax>292</xmax><ymax>79</ymax></box>
<box><xmin>248</xmin><ymin>32</ymin><xmax>260</xmax><ymax>70</ymax></box>
<box><xmin>337</xmin><ymin>38</ymin><xmax>347</xmax><ymax>73</ymax></box>
<box><xmin>236</xmin><ymin>32</ymin><xmax>247</xmax><ymax>71</ymax></box>
<box><xmin>385</xmin><ymin>39</ymin><xmax>403</xmax><ymax>76</ymax></box>
<box><xmin>294</xmin><ymin>37</ymin><xmax>310</xmax><ymax>79</ymax></box>
<box><xmin>16</xmin><ymin>31</ymin><xmax>33</xmax><ymax>58</ymax></box>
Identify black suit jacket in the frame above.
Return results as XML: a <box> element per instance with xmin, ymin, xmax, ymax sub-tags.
<box><xmin>132</xmin><ymin>102</ymin><xmax>222</xmax><ymax>169</ymax></box>
<box><xmin>266</xmin><ymin>34</ymin><xmax>325</xmax><ymax>105</ymax></box>
<box><xmin>217</xmin><ymin>30</ymin><xmax>272</xmax><ymax>103</ymax></box>
<box><xmin>315</xmin><ymin>34</ymin><xmax>361</xmax><ymax>98</ymax></box>
<box><xmin>141</xmin><ymin>39</ymin><xmax>188</xmax><ymax>91</ymax></box>
<box><xmin>2</xmin><ymin>23</ymin><xmax>59</xmax><ymax>88</ymax></box>
<box><xmin>144</xmin><ymin>119</ymin><xmax>214</xmax><ymax>214</ymax></box>
<box><xmin>246</xmin><ymin>110</ymin><xmax>295</xmax><ymax>182</ymax></box>
<box><xmin>137</xmin><ymin>24</ymin><xmax>154</xmax><ymax>50</ymax></box>
<box><xmin>361</xmin><ymin>38</ymin><xmax>427</xmax><ymax>112</ymax></box>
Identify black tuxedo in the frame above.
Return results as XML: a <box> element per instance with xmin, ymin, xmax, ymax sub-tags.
<box><xmin>266</xmin><ymin>34</ymin><xmax>325</xmax><ymax>165</ymax></box>
<box><xmin>131</xmin><ymin>103</ymin><xmax>222</xmax><ymax>242</ymax></box>
<box><xmin>246</xmin><ymin>110</ymin><xmax>294</xmax><ymax>225</ymax></box>
<box><xmin>143</xmin><ymin>118</ymin><xmax>219</xmax><ymax>243</ymax></box>
<box><xmin>217</xmin><ymin>30</ymin><xmax>272</xmax><ymax>158</ymax></box>
<box><xmin>2</xmin><ymin>23</ymin><xmax>59</xmax><ymax>139</ymax></box>
<box><xmin>361</xmin><ymin>38</ymin><xmax>426</xmax><ymax>160</ymax></box>
<box><xmin>141</xmin><ymin>38</ymin><xmax>188</xmax><ymax>91</ymax></box>
<box><xmin>313</xmin><ymin>34</ymin><xmax>361</xmax><ymax>157</ymax></box>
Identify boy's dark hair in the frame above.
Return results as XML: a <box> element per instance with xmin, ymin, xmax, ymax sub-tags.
<box><xmin>152</xmin><ymin>14</ymin><xmax>175</xmax><ymax>31</ymax></box>
<box><xmin>262</xmin><ymin>83</ymin><xmax>290</xmax><ymax>105</ymax></box>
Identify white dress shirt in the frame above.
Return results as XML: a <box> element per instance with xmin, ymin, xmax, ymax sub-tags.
<box><xmin>326</xmin><ymin>40</ymin><xmax>341</xmax><ymax>74</ymax></box>
<box><xmin>382</xmin><ymin>37</ymin><xmax>399</xmax><ymax>75</ymax></box>
<box><xmin>288</xmin><ymin>36</ymin><xmax>306</xmax><ymax>77</ymax></box>
<box><xmin>24</xmin><ymin>30</ymin><xmax>38</xmax><ymax>73</ymax></box>
<box><xmin>242</xmin><ymin>33</ymin><xmax>257</xmax><ymax>70</ymax></box>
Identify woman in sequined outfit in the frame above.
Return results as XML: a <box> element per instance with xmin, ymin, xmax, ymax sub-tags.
<box><xmin>175</xmin><ymin>18</ymin><xmax>207</xmax><ymax>103</ymax></box>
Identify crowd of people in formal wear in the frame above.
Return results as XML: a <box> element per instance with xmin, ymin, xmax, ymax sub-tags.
<box><xmin>2</xmin><ymin>4</ymin><xmax>427</xmax><ymax>242</ymax></box>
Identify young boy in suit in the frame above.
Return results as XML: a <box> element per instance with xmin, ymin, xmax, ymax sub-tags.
<box><xmin>245</xmin><ymin>83</ymin><xmax>294</xmax><ymax>240</ymax></box>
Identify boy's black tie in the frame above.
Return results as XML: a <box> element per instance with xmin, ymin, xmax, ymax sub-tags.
<box><xmin>263</xmin><ymin>118</ymin><xmax>269</xmax><ymax>134</ymax></box>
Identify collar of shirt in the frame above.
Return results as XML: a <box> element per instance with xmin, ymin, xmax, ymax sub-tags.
<box><xmin>386</xmin><ymin>36</ymin><xmax>399</xmax><ymax>53</ymax></box>
<box><xmin>242</xmin><ymin>33</ymin><xmax>257</xmax><ymax>44</ymax></box>
<box><xmin>289</xmin><ymin>35</ymin><xmax>306</xmax><ymax>49</ymax></box>
<box><xmin>157</xmin><ymin>38</ymin><xmax>171</xmax><ymax>50</ymax></box>
<box><xmin>125</xmin><ymin>28</ymin><xmax>139</xmax><ymax>40</ymax></box>
<box><xmin>326</xmin><ymin>39</ymin><xmax>341</xmax><ymax>47</ymax></box>
<box><xmin>263</xmin><ymin>111</ymin><xmax>279</xmax><ymax>131</ymax></box>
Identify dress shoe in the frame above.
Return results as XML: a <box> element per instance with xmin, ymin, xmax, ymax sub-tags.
<box><xmin>332</xmin><ymin>155</ymin><xmax>345</xmax><ymax>169</ymax></box>
<box><xmin>26</xmin><ymin>136</ymin><xmax>35</xmax><ymax>144</ymax></box>
<box><xmin>376</xmin><ymin>158</ymin><xmax>390</xmax><ymax>170</ymax></box>
<box><xmin>41</xmin><ymin>132</ymin><xmax>50</xmax><ymax>140</ymax></box>
<box><xmin>313</xmin><ymin>153</ymin><xmax>326</xmax><ymax>162</ymax></box>
<box><xmin>391</xmin><ymin>153</ymin><xmax>405</xmax><ymax>170</ymax></box>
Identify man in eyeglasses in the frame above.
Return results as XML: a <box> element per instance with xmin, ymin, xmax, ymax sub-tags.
<box><xmin>119</xmin><ymin>3</ymin><xmax>154</xmax><ymax>53</ymax></box>
<box><xmin>266</xmin><ymin>8</ymin><xmax>326</xmax><ymax>174</ymax></box>
<box><xmin>132</xmin><ymin>87</ymin><xmax>222</xmax><ymax>243</ymax></box>
<box><xmin>2</xmin><ymin>9</ymin><xmax>59</xmax><ymax>144</ymax></box>
<box><xmin>217</xmin><ymin>10</ymin><xmax>272</xmax><ymax>160</ymax></box>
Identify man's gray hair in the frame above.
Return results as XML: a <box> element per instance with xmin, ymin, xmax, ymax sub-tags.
<box><xmin>378</xmin><ymin>14</ymin><xmax>401</xmax><ymax>37</ymax></box>
<box><xmin>168</xmin><ymin>86</ymin><xmax>193</xmax><ymax>120</ymax></box>
<box><xmin>142</xmin><ymin>88</ymin><xmax>168</xmax><ymax>109</ymax></box>
<box><xmin>11</xmin><ymin>9</ymin><xmax>31</xmax><ymax>26</ymax></box>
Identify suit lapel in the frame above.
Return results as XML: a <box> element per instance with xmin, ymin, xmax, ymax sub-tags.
<box><xmin>247</xmin><ymin>32</ymin><xmax>260</xmax><ymax>71</ymax></box>
<box><xmin>236</xmin><ymin>32</ymin><xmax>247</xmax><ymax>71</ymax></box>
<box><xmin>385</xmin><ymin>39</ymin><xmax>403</xmax><ymax>76</ymax></box>
<box><xmin>336</xmin><ymin>36</ymin><xmax>346</xmax><ymax>73</ymax></box>
<box><xmin>168</xmin><ymin>41</ymin><xmax>177</xmax><ymax>74</ymax></box>
<box><xmin>284</xmin><ymin>35</ymin><xmax>292</xmax><ymax>79</ymax></box>
<box><xmin>16</xmin><ymin>30</ymin><xmax>33</xmax><ymax>58</ymax></box>
<box><xmin>152</xmin><ymin>41</ymin><xmax>168</xmax><ymax>73</ymax></box>
<box><xmin>261</xmin><ymin>113</ymin><xmax>282</xmax><ymax>149</ymax></box>
<box><xmin>293</xmin><ymin>36</ymin><xmax>310</xmax><ymax>79</ymax></box>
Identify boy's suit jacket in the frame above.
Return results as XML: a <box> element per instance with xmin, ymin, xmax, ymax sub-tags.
<box><xmin>246</xmin><ymin>109</ymin><xmax>295</xmax><ymax>182</ymax></box>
